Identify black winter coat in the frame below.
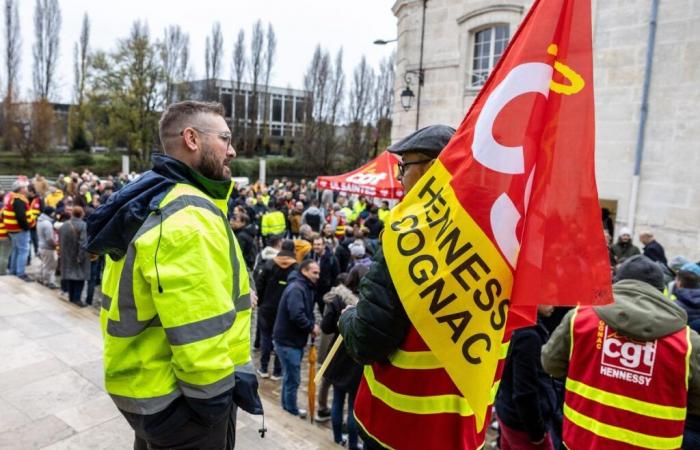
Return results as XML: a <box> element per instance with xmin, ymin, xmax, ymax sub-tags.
<box><xmin>234</xmin><ymin>224</ymin><xmax>257</xmax><ymax>270</ymax></box>
<box><xmin>643</xmin><ymin>240</ymin><xmax>667</xmax><ymax>265</ymax></box>
<box><xmin>335</xmin><ymin>238</ymin><xmax>352</xmax><ymax>273</ymax></box>
<box><xmin>495</xmin><ymin>321</ymin><xmax>558</xmax><ymax>442</ymax></box>
<box><xmin>255</xmin><ymin>251</ymin><xmax>298</xmax><ymax>321</ymax></box>
<box><xmin>338</xmin><ymin>248</ymin><xmax>411</xmax><ymax>364</ymax></box>
<box><xmin>321</xmin><ymin>285</ymin><xmax>363</xmax><ymax>392</ymax></box>
<box><xmin>305</xmin><ymin>247</ymin><xmax>340</xmax><ymax>299</ymax></box>
<box><xmin>273</xmin><ymin>271</ymin><xmax>316</xmax><ymax>349</ymax></box>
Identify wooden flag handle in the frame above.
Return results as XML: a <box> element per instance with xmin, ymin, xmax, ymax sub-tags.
<box><xmin>314</xmin><ymin>334</ymin><xmax>344</xmax><ymax>386</ymax></box>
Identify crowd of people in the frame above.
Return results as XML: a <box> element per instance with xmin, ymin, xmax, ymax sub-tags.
<box><xmin>0</xmin><ymin>164</ymin><xmax>392</xmax><ymax>448</ymax></box>
<box><xmin>2</xmin><ymin>143</ymin><xmax>700</xmax><ymax>449</ymax></box>
<box><xmin>0</xmin><ymin>170</ymin><xmax>136</xmax><ymax>306</ymax></box>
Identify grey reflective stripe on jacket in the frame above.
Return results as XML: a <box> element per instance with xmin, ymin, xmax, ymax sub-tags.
<box><xmin>110</xmin><ymin>390</ymin><xmax>182</xmax><ymax>416</ymax></box>
<box><xmin>178</xmin><ymin>371</ymin><xmax>237</xmax><ymax>399</ymax></box>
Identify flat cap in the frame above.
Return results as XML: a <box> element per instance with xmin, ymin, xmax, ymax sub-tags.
<box><xmin>388</xmin><ymin>124</ymin><xmax>455</xmax><ymax>158</ymax></box>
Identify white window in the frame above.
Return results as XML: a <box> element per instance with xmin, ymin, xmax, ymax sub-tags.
<box><xmin>471</xmin><ymin>25</ymin><xmax>510</xmax><ymax>87</ymax></box>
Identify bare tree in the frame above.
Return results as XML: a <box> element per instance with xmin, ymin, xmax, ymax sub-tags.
<box><xmin>73</xmin><ymin>13</ymin><xmax>89</xmax><ymax>105</ymax></box>
<box><xmin>68</xmin><ymin>13</ymin><xmax>90</xmax><ymax>151</ymax></box>
<box><xmin>301</xmin><ymin>45</ymin><xmax>342</xmax><ymax>172</ymax></box>
<box><xmin>328</xmin><ymin>47</ymin><xmax>345</xmax><ymax>125</ymax></box>
<box><xmin>373</xmin><ymin>52</ymin><xmax>395</xmax><ymax>154</ymax></box>
<box><xmin>247</xmin><ymin>20</ymin><xmax>265</xmax><ymax>154</ymax></box>
<box><xmin>161</xmin><ymin>25</ymin><xmax>189</xmax><ymax>104</ymax></box>
<box><xmin>208</xmin><ymin>22</ymin><xmax>223</xmax><ymax>79</ymax></box>
<box><xmin>32</xmin><ymin>0</ymin><xmax>62</xmax><ymax>100</ymax></box>
<box><xmin>3</xmin><ymin>0</ymin><xmax>22</xmax><ymax>152</ymax></box>
<box><xmin>4</xmin><ymin>0</ymin><xmax>21</xmax><ymax>100</ymax></box>
<box><xmin>231</xmin><ymin>28</ymin><xmax>246</xmax><ymax>148</ymax></box>
<box><xmin>346</xmin><ymin>55</ymin><xmax>376</xmax><ymax>166</ymax></box>
<box><xmin>260</xmin><ymin>23</ymin><xmax>276</xmax><ymax>140</ymax></box>
<box><xmin>348</xmin><ymin>56</ymin><xmax>374</xmax><ymax>124</ymax></box>
<box><xmin>204</xmin><ymin>22</ymin><xmax>223</xmax><ymax>100</ymax></box>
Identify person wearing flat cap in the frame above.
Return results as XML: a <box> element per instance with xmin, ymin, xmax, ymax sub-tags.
<box><xmin>338</xmin><ymin>125</ymin><xmax>461</xmax><ymax>450</ymax></box>
<box><xmin>542</xmin><ymin>255</ymin><xmax>700</xmax><ymax>449</ymax></box>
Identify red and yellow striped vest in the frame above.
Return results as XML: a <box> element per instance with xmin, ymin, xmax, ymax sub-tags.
<box><xmin>563</xmin><ymin>307</ymin><xmax>689</xmax><ymax>450</ymax></box>
<box><xmin>354</xmin><ymin>325</ymin><xmax>509</xmax><ymax>449</ymax></box>
<box><xmin>2</xmin><ymin>193</ymin><xmax>31</xmax><ymax>233</ymax></box>
<box><xmin>0</xmin><ymin>210</ymin><xmax>7</xmax><ymax>239</ymax></box>
<box><xmin>26</xmin><ymin>196</ymin><xmax>41</xmax><ymax>228</ymax></box>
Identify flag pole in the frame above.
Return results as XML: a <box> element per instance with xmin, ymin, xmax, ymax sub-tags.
<box><xmin>314</xmin><ymin>335</ymin><xmax>344</xmax><ymax>386</ymax></box>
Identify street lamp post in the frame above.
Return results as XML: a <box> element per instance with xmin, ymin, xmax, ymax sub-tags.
<box><xmin>374</xmin><ymin>0</ymin><xmax>427</xmax><ymax>130</ymax></box>
<box><xmin>413</xmin><ymin>0</ymin><xmax>427</xmax><ymax>130</ymax></box>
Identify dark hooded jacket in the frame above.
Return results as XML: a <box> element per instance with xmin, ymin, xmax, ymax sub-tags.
<box><xmin>273</xmin><ymin>271</ymin><xmax>316</xmax><ymax>348</ymax></box>
<box><xmin>675</xmin><ymin>287</ymin><xmax>700</xmax><ymax>331</ymax></box>
<box><xmin>234</xmin><ymin>223</ymin><xmax>257</xmax><ymax>270</ymax></box>
<box><xmin>255</xmin><ymin>250</ymin><xmax>298</xmax><ymax>321</ymax></box>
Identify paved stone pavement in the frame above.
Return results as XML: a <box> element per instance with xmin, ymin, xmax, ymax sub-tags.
<box><xmin>0</xmin><ymin>271</ymin><xmax>338</xmax><ymax>450</ymax></box>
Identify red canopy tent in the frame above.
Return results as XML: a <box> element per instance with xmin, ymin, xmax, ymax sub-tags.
<box><xmin>316</xmin><ymin>151</ymin><xmax>404</xmax><ymax>199</ymax></box>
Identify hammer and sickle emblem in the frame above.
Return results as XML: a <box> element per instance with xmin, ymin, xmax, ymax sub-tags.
<box><xmin>548</xmin><ymin>44</ymin><xmax>585</xmax><ymax>95</ymax></box>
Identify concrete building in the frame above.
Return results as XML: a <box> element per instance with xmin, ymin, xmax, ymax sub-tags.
<box><xmin>183</xmin><ymin>79</ymin><xmax>309</xmax><ymax>154</ymax></box>
<box><xmin>390</xmin><ymin>0</ymin><xmax>700</xmax><ymax>259</ymax></box>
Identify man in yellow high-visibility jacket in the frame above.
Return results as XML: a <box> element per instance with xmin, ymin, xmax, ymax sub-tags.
<box><xmin>86</xmin><ymin>101</ymin><xmax>261</xmax><ymax>450</ymax></box>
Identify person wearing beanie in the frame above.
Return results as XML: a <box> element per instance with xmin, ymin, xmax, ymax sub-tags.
<box><xmin>611</xmin><ymin>227</ymin><xmax>641</xmax><ymax>266</ymax></box>
<box><xmin>673</xmin><ymin>263</ymin><xmax>700</xmax><ymax>332</ymax></box>
<box><xmin>542</xmin><ymin>255</ymin><xmax>700</xmax><ymax>449</ymax></box>
<box><xmin>666</xmin><ymin>256</ymin><xmax>691</xmax><ymax>297</ymax></box>
<box><xmin>36</xmin><ymin>206</ymin><xmax>58</xmax><ymax>288</ymax></box>
<box><xmin>347</xmin><ymin>240</ymin><xmax>371</xmax><ymax>271</ymax></box>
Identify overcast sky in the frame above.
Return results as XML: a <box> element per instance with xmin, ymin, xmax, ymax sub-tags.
<box><xmin>13</xmin><ymin>0</ymin><xmax>397</xmax><ymax>103</ymax></box>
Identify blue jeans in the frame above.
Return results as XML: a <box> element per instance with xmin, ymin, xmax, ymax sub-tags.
<box><xmin>274</xmin><ymin>342</ymin><xmax>303</xmax><ymax>415</ymax></box>
<box><xmin>8</xmin><ymin>231</ymin><xmax>30</xmax><ymax>276</ymax></box>
<box><xmin>332</xmin><ymin>385</ymin><xmax>359</xmax><ymax>449</ymax></box>
<box><xmin>259</xmin><ymin>315</ymin><xmax>282</xmax><ymax>376</ymax></box>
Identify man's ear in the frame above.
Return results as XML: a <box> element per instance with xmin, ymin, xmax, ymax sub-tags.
<box><xmin>182</xmin><ymin>128</ymin><xmax>199</xmax><ymax>152</ymax></box>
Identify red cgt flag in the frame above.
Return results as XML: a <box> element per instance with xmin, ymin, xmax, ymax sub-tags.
<box><xmin>382</xmin><ymin>0</ymin><xmax>612</xmax><ymax>429</ymax></box>
<box><xmin>440</xmin><ymin>0</ymin><xmax>613</xmax><ymax>325</ymax></box>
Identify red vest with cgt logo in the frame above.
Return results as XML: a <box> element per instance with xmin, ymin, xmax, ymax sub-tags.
<box><xmin>563</xmin><ymin>307</ymin><xmax>689</xmax><ymax>450</ymax></box>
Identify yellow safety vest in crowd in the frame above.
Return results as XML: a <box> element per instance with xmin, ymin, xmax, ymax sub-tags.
<box><xmin>350</xmin><ymin>202</ymin><xmax>366</xmax><ymax>222</ymax></box>
<box><xmin>261</xmin><ymin>210</ymin><xmax>286</xmax><ymax>236</ymax></box>
<box><xmin>340</xmin><ymin>207</ymin><xmax>353</xmax><ymax>222</ymax></box>
<box><xmin>45</xmin><ymin>190</ymin><xmax>64</xmax><ymax>208</ymax></box>
<box><xmin>100</xmin><ymin>183</ymin><xmax>252</xmax><ymax>415</ymax></box>
<box><xmin>378</xmin><ymin>208</ymin><xmax>390</xmax><ymax>223</ymax></box>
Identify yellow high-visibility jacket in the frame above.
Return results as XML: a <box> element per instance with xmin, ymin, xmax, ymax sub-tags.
<box><xmin>100</xmin><ymin>183</ymin><xmax>252</xmax><ymax>415</ymax></box>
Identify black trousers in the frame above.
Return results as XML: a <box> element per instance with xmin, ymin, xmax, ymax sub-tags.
<box><xmin>133</xmin><ymin>404</ymin><xmax>237</xmax><ymax>450</ymax></box>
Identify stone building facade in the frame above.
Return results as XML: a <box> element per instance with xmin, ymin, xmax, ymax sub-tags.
<box><xmin>390</xmin><ymin>0</ymin><xmax>700</xmax><ymax>259</ymax></box>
